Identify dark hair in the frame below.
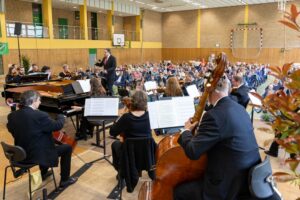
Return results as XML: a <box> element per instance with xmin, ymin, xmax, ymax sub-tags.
<box><xmin>19</xmin><ymin>90</ymin><xmax>40</xmax><ymax>107</ymax></box>
<box><xmin>105</xmin><ymin>48</ymin><xmax>111</xmax><ymax>54</ymax></box>
<box><xmin>41</xmin><ymin>66</ymin><xmax>50</xmax><ymax>72</ymax></box>
<box><xmin>131</xmin><ymin>90</ymin><xmax>147</xmax><ymax>111</ymax></box>
<box><xmin>8</xmin><ymin>65</ymin><xmax>16</xmax><ymax>75</ymax></box>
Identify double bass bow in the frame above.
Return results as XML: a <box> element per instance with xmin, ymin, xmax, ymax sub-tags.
<box><xmin>138</xmin><ymin>52</ymin><xmax>227</xmax><ymax>200</ymax></box>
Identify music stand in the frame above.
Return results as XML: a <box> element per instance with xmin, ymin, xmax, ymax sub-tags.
<box><xmin>84</xmin><ymin>97</ymin><xmax>119</xmax><ymax>165</ymax></box>
<box><xmin>87</xmin><ymin>116</ymin><xmax>118</xmax><ymax>165</ymax></box>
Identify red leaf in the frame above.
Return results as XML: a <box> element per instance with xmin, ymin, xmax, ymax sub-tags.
<box><xmin>279</xmin><ymin>20</ymin><xmax>300</xmax><ymax>31</ymax></box>
<box><xmin>290</xmin><ymin>4</ymin><xmax>299</xmax><ymax>22</ymax></box>
<box><xmin>282</xmin><ymin>63</ymin><xmax>293</xmax><ymax>76</ymax></box>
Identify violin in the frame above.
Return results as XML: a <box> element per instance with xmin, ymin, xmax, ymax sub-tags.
<box><xmin>138</xmin><ymin>53</ymin><xmax>227</xmax><ymax>200</ymax></box>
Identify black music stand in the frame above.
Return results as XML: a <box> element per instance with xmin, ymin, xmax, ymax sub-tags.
<box><xmin>87</xmin><ymin>116</ymin><xmax>118</xmax><ymax>165</ymax></box>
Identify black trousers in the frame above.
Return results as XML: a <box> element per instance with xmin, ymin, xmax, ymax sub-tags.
<box><xmin>40</xmin><ymin>144</ymin><xmax>72</xmax><ymax>182</ymax></box>
<box><xmin>106</xmin><ymin>74</ymin><xmax>115</xmax><ymax>96</ymax></box>
<box><xmin>111</xmin><ymin>140</ymin><xmax>155</xmax><ymax>180</ymax></box>
<box><xmin>111</xmin><ymin>140</ymin><xmax>122</xmax><ymax>171</ymax></box>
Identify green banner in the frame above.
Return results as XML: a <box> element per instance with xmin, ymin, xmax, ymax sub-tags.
<box><xmin>0</xmin><ymin>42</ymin><xmax>9</xmax><ymax>55</ymax></box>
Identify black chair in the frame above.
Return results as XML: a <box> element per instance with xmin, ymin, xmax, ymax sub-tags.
<box><xmin>1</xmin><ymin>142</ymin><xmax>57</xmax><ymax>200</ymax></box>
<box><xmin>117</xmin><ymin>137</ymin><xmax>156</xmax><ymax>199</ymax></box>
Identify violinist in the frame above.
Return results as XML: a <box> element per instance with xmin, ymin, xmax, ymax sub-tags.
<box><xmin>174</xmin><ymin>75</ymin><xmax>261</xmax><ymax>200</ymax></box>
<box><xmin>5</xmin><ymin>64</ymin><xmax>19</xmax><ymax>84</ymax></box>
<box><xmin>7</xmin><ymin>90</ymin><xmax>78</xmax><ymax>188</ymax></box>
<box><xmin>164</xmin><ymin>77</ymin><xmax>183</xmax><ymax>97</ymax></box>
<box><xmin>72</xmin><ymin>77</ymin><xmax>107</xmax><ymax>140</ymax></box>
<box><xmin>28</xmin><ymin>64</ymin><xmax>39</xmax><ymax>74</ymax></box>
<box><xmin>59</xmin><ymin>64</ymin><xmax>72</xmax><ymax>79</ymax></box>
<box><xmin>109</xmin><ymin>90</ymin><xmax>152</xmax><ymax>172</ymax></box>
<box><xmin>230</xmin><ymin>75</ymin><xmax>250</xmax><ymax>108</ymax></box>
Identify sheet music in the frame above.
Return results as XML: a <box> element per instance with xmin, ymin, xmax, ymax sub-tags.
<box><xmin>186</xmin><ymin>84</ymin><xmax>201</xmax><ymax>98</ymax></box>
<box><xmin>77</xmin><ymin>79</ymin><xmax>91</xmax><ymax>93</ymax></box>
<box><xmin>173</xmin><ymin>97</ymin><xmax>195</xmax><ymax>126</ymax></box>
<box><xmin>248</xmin><ymin>92</ymin><xmax>262</xmax><ymax>106</ymax></box>
<box><xmin>147</xmin><ymin>102</ymin><xmax>159</xmax><ymax>129</ymax></box>
<box><xmin>144</xmin><ymin>81</ymin><xmax>157</xmax><ymax>91</ymax></box>
<box><xmin>147</xmin><ymin>97</ymin><xmax>195</xmax><ymax>129</ymax></box>
<box><xmin>84</xmin><ymin>98</ymin><xmax>119</xmax><ymax>116</ymax></box>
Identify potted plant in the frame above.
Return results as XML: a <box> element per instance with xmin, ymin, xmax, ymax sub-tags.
<box><xmin>21</xmin><ymin>55</ymin><xmax>30</xmax><ymax>74</ymax></box>
<box><xmin>253</xmin><ymin>4</ymin><xmax>300</xmax><ymax>188</ymax></box>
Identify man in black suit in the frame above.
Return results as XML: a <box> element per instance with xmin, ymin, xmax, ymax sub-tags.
<box><xmin>7</xmin><ymin>90</ymin><xmax>77</xmax><ymax>188</ymax></box>
<box><xmin>174</xmin><ymin>75</ymin><xmax>261</xmax><ymax>199</ymax></box>
<box><xmin>95</xmin><ymin>48</ymin><xmax>116</xmax><ymax>95</ymax></box>
<box><xmin>230</xmin><ymin>75</ymin><xmax>250</xmax><ymax>108</ymax></box>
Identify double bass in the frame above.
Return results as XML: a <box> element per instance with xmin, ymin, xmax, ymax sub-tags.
<box><xmin>138</xmin><ymin>53</ymin><xmax>227</xmax><ymax>200</ymax></box>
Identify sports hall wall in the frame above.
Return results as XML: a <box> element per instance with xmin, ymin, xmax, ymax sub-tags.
<box><xmin>2</xmin><ymin>0</ymin><xmax>162</xmax><ymax>74</ymax></box>
<box><xmin>162</xmin><ymin>2</ymin><xmax>300</xmax><ymax>66</ymax></box>
<box><xmin>2</xmin><ymin>0</ymin><xmax>300</xmax><ymax>74</ymax></box>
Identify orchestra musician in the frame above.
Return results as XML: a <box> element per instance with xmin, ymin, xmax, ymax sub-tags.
<box><xmin>28</xmin><ymin>64</ymin><xmax>39</xmax><ymax>74</ymax></box>
<box><xmin>230</xmin><ymin>75</ymin><xmax>250</xmax><ymax>108</ymax></box>
<box><xmin>163</xmin><ymin>77</ymin><xmax>183</xmax><ymax>97</ymax></box>
<box><xmin>72</xmin><ymin>77</ymin><xmax>107</xmax><ymax>140</ymax></box>
<box><xmin>95</xmin><ymin>48</ymin><xmax>117</xmax><ymax>96</ymax></box>
<box><xmin>109</xmin><ymin>90</ymin><xmax>153</xmax><ymax>172</ymax></box>
<box><xmin>174</xmin><ymin>75</ymin><xmax>261</xmax><ymax>200</ymax></box>
<box><xmin>7</xmin><ymin>90</ymin><xmax>78</xmax><ymax>188</ymax></box>
<box><xmin>5</xmin><ymin>64</ymin><xmax>19</xmax><ymax>84</ymax></box>
<box><xmin>59</xmin><ymin>64</ymin><xmax>72</xmax><ymax>79</ymax></box>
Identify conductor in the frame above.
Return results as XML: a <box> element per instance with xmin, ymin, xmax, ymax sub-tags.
<box><xmin>95</xmin><ymin>48</ymin><xmax>116</xmax><ymax>95</ymax></box>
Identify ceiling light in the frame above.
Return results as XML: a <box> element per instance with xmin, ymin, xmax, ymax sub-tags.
<box><xmin>136</xmin><ymin>1</ymin><xmax>145</xmax><ymax>5</ymax></box>
<box><xmin>152</xmin><ymin>6</ymin><xmax>158</xmax><ymax>10</ymax></box>
<box><xmin>191</xmin><ymin>2</ymin><xmax>201</xmax><ymax>6</ymax></box>
<box><xmin>238</xmin><ymin>0</ymin><xmax>246</xmax><ymax>5</ymax></box>
<box><xmin>182</xmin><ymin>0</ymin><xmax>192</xmax><ymax>3</ymax></box>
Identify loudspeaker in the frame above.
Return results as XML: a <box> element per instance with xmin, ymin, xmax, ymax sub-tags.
<box><xmin>14</xmin><ymin>23</ymin><xmax>22</xmax><ymax>36</ymax></box>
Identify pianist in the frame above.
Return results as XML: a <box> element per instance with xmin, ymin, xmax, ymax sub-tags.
<box><xmin>7</xmin><ymin>90</ymin><xmax>78</xmax><ymax>188</ymax></box>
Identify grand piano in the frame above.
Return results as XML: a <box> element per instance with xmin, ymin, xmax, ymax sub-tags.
<box><xmin>3</xmin><ymin>80</ymin><xmax>90</xmax><ymax>114</ymax></box>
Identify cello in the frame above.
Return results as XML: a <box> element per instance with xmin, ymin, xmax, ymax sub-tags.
<box><xmin>138</xmin><ymin>52</ymin><xmax>227</xmax><ymax>200</ymax></box>
<box><xmin>6</xmin><ymin>98</ymin><xmax>77</xmax><ymax>149</ymax></box>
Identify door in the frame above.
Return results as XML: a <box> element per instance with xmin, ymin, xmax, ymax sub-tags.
<box><xmin>58</xmin><ymin>18</ymin><xmax>68</xmax><ymax>39</ymax></box>
<box><xmin>32</xmin><ymin>3</ymin><xmax>43</xmax><ymax>37</ymax></box>
<box><xmin>91</xmin><ymin>12</ymin><xmax>98</xmax><ymax>40</ymax></box>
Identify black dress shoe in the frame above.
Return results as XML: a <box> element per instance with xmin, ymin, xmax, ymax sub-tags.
<box><xmin>42</xmin><ymin>171</ymin><xmax>53</xmax><ymax>181</ymax></box>
<box><xmin>264</xmin><ymin>150</ymin><xmax>278</xmax><ymax>157</ymax></box>
<box><xmin>59</xmin><ymin>177</ymin><xmax>78</xmax><ymax>189</ymax></box>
